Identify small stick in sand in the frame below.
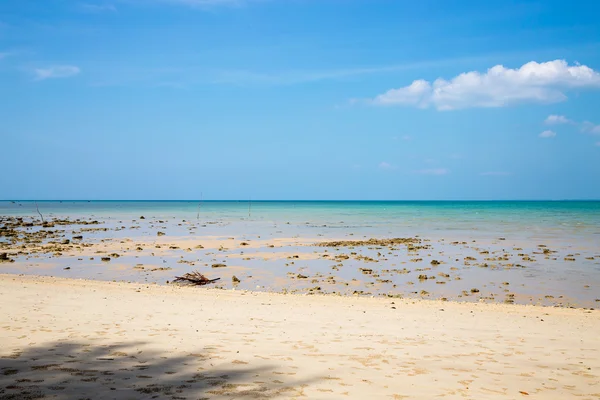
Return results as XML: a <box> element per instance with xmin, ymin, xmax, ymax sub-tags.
<box><xmin>35</xmin><ymin>201</ymin><xmax>44</xmax><ymax>222</ymax></box>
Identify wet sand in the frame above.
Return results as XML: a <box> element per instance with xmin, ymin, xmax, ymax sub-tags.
<box><xmin>1</xmin><ymin>274</ymin><xmax>599</xmax><ymax>399</ymax></box>
<box><xmin>1</xmin><ymin>215</ymin><xmax>599</xmax><ymax>307</ymax></box>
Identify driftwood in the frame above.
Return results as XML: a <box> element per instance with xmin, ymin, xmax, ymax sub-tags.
<box><xmin>173</xmin><ymin>271</ymin><xmax>220</xmax><ymax>286</ymax></box>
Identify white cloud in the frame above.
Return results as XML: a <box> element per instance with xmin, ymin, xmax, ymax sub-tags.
<box><xmin>582</xmin><ymin>121</ymin><xmax>600</xmax><ymax>135</ymax></box>
<box><xmin>540</xmin><ymin>115</ymin><xmax>600</xmax><ymax>135</ymax></box>
<box><xmin>369</xmin><ymin>60</ymin><xmax>600</xmax><ymax>110</ymax></box>
<box><xmin>479</xmin><ymin>171</ymin><xmax>511</xmax><ymax>176</ymax></box>
<box><xmin>415</xmin><ymin>168</ymin><xmax>449</xmax><ymax>175</ymax></box>
<box><xmin>539</xmin><ymin>130</ymin><xmax>556</xmax><ymax>138</ymax></box>
<box><xmin>80</xmin><ymin>3</ymin><xmax>117</xmax><ymax>12</ymax></box>
<box><xmin>34</xmin><ymin>65</ymin><xmax>81</xmax><ymax>80</ymax></box>
<box><xmin>375</xmin><ymin>79</ymin><xmax>432</xmax><ymax>108</ymax></box>
<box><xmin>378</xmin><ymin>161</ymin><xmax>394</xmax><ymax>170</ymax></box>
<box><xmin>392</xmin><ymin>135</ymin><xmax>411</xmax><ymax>141</ymax></box>
<box><xmin>544</xmin><ymin>114</ymin><xmax>572</xmax><ymax>125</ymax></box>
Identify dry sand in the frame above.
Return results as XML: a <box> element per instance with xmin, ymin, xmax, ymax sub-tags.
<box><xmin>1</xmin><ymin>274</ymin><xmax>599</xmax><ymax>399</ymax></box>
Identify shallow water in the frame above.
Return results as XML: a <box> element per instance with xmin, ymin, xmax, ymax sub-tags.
<box><xmin>1</xmin><ymin>201</ymin><xmax>599</xmax><ymax>307</ymax></box>
<box><xmin>3</xmin><ymin>200</ymin><xmax>600</xmax><ymax>239</ymax></box>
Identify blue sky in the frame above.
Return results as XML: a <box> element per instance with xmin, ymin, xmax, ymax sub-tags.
<box><xmin>2</xmin><ymin>0</ymin><xmax>600</xmax><ymax>200</ymax></box>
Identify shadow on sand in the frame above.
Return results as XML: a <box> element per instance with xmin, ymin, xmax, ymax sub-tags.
<box><xmin>0</xmin><ymin>340</ymin><xmax>313</xmax><ymax>399</ymax></box>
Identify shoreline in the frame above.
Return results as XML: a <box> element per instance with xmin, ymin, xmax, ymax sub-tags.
<box><xmin>0</xmin><ymin>272</ymin><xmax>595</xmax><ymax>310</ymax></box>
<box><xmin>2</xmin><ymin>213</ymin><xmax>599</xmax><ymax>307</ymax></box>
<box><xmin>0</xmin><ymin>272</ymin><xmax>585</xmax><ymax>307</ymax></box>
<box><xmin>1</xmin><ymin>273</ymin><xmax>599</xmax><ymax>399</ymax></box>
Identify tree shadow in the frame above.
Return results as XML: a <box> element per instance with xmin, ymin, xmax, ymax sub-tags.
<box><xmin>0</xmin><ymin>340</ymin><xmax>313</xmax><ymax>399</ymax></box>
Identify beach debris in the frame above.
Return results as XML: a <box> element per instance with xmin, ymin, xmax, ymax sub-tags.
<box><xmin>0</xmin><ymin>252</ymin><xmax>14</xmax><ymax>263</ymax></box>
<box><xmin>296</xmin><ymin>274</ymin><xmax>308</xmax><ymax>279</ymax></box>
<box><xmin>173</xmin><ymin>271</ymin><xmax>220</xmax><ymax>286</ymax></box>
<box><xmin>212</xmin><ymin>263</ymin><xmax>227</xmax><ymax>268</ymax></box>
<box><xmin>356</xmin><ymin>255</ymin><xmax>378</xmax><ymax>263</ymax></box>
<box><xmin>157</xmin><ymin>231</ymin><xmax>165</xmax><ymax>236</ymax></box>
<box><xmin>150</xmin><ymin>267</ymin><xmax>171</xmax><ymax>271</ymax></box>
<box><xmin>100</xmin><ymin>257</ymin><xmax>111</xmax><ymax>262</ymax></box>
<box><xmin>232</xmin><ymin>275</ymin><xmax>241</xmax><ymax>284</ymax></box>
<box><xmin>315</xmin><ymin>237</ymin><xmax>421</xmax><ymax>248</ymax></box>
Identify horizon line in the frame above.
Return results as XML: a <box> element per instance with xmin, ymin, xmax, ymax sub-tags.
<box><xmin>2</xmin><ymin>199</ymin><xmax>600</xmax><ymax>202</ymax></box>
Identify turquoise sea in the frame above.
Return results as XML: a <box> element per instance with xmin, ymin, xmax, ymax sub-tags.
<box><xmin>2</xmin><ymin>200</ymin><xmax>600</xmax><ymax>237</ymax></box>
<box><xmin>3</xmin><ymin>200</ymin><xmax>600</xmax><ymax>222</ymax></box>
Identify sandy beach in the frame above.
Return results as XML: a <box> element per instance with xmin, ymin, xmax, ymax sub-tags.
<box><xmin>1</xmin><ymin>274</ymin><xmax>598</xmax><ymax>399</ymax></box>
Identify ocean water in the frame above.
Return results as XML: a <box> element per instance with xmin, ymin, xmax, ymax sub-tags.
<box><xmin>2</xmin><ymin>200</ymin><xmax>600</xmax><ymax>238</ymax></box>
<box><xmin>2</xmin><ymin>200</ymin><xmax>599</xmax><ymax>306</ymax></box>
